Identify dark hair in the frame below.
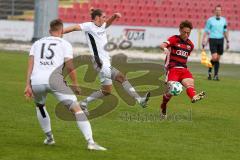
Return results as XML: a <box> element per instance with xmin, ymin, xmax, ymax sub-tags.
<box><xmin>90</xmin><ymin>8</ymin><xmax>103</xmax><ymax>20</ymax></box>
<box><xmin>179</xmin><ymin>20</ymin><xmax>193</xmax><ymax>29</ymax></box>
<box><xmin>215</xmin><ymin>4</ymin><xmax>222</xmax><ymax>10</ymax></box>
<box><xmin>50</xmin><ymin>19</ymin><xmax>63</xmax><ymax>31</ymax></box>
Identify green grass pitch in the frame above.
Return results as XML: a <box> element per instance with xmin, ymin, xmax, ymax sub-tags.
<box><xmin>0</xmin><ymin>50</ymin><xmax>239</xmax><ymax>160</ymax></box>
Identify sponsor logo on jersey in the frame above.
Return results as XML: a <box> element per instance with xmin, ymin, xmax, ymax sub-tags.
<box><xmin>97</xmin><ymin>31</ymin><xmax>106</xmax><ymax>36</ymax></box>
<box><xmin>176</xmin><ymin>50</ymin><xmax>189</xmax><ymax>57</ymax></box>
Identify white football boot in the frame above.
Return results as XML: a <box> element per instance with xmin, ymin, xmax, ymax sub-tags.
<box><xmin>139</xmin><ymin>92</ymin><xmax>151</xmax><ymax>108</ymax></box>
<box><xmin>43</xmin><ymin>138</ymin><xmax>55</xmax><ymax>145</ymax></box>
<box><xmin>87</xmin><ymin>142</ymin><xmax>107</xmax><ymax>151</ymax></box>
<box><xmin>191</xmin><ymin>91</ymin><xmax>206</xmax><ymax>103</ymax></box>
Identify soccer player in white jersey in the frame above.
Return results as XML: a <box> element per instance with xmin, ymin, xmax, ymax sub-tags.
<box><xmin>24</xmin><ymin>19</ymin><xmax>106</xmax><ymax>151</ymax></box>
<box><xmin>63</xmin><ymin>9</ymin><xmax>150</xmax><ymax>114</ymax></box>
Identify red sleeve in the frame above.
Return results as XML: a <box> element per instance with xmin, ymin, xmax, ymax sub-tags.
<box><xmin>191</xmin><ymin>44</ymin><xmax>194</xmax><ymax>52</ymax></box>
<box><xmin>164</xmin><ymin>36</ymin><xmax>177</xmax><ymax>47</ymax></box>
<box><xmin>189</xmin><ymin>40</ymin><xmax>194</xmax><ymax>52</ymax></box>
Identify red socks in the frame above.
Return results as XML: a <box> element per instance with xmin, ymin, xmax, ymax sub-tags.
<box><xmin>161</xmin><ymin>86</ymin><xmax>196</xmax><ymax>112</ymax></box>
<box><xmin>186</xmin><ymin>87</ymin><xmax>196</xmax><ymax>99</ymax></box>
<box><xmin>161</xmin><ymin>94</ymin><xmax>172</xmax><ymax>110</ymax></box>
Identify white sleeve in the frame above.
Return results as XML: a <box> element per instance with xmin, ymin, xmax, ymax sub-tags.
<box><xmin>63</xmin><ymin>42</ymin><xmax>73</xmax><ymax>59</ymax></box>
<box><xmin>29</xmin><ymin>42</ymin><xmax>36</xmax><ymax>56</ymax></box>
<box><xmin>79</xmin><ymin>22</ymin><xmax>91</xmax><ymax>32</ymax></box>
<box><xmin>102</xmin><ymin>22</ymin><xmax>107</xmax><ymax>28</ymax></box>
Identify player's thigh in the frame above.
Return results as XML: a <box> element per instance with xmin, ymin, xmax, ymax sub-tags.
<box><xmin>49</xmin><ymin>82</ymin><xmax>78</xmax><ymax>110</ymax></box>
<box><xmin>180</xmin><ymin>69</ymin><xmax>194</xmax><ymax>87</ymax></box>
<box><xmin>99</xmin><ymin>64</ymin><xmax>113</xmax><ymax>86</ymax></box>
<box><xmin>166</xmin><ymin>68</ymin><xmax>181</xmax><ymax>82</ymax></box>
<box><xmin>31</xmin><ymin>84</ymin><xmax>48</xmax><ymax>105</ymax></box>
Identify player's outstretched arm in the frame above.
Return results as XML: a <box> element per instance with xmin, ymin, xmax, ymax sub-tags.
<box><xmin>160</xmin><ymin>43</ymin><xmax>170</xmax><ymax>54</ymax></box>
<box><xmin>64</xmin><ymin>58</ymin><xmax>81</xmax><ymax>95</ymax></box>
<box><xmin>106</xmin><ymin>13</ymin><xmax>121</xmax><ymax>28</ymax></box>
<box><xmin>24</xmin><ymin>55</ymin><xmax>34</xmax><ymax>99</ymax></box>
<box><xmin>63</xmin><ymin>25</ymin><xmax>82</xmax><ymax>34</ymax></box>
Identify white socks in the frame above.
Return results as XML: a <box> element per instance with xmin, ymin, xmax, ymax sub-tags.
<box><xmin>75</xmin><ymin>111</ymin><xmax>94</xmax><ymax>144</ymax></box>
<box><xmin>36</xmin><ymin>106</ymin><xmax>51</xmax><ymax>133</ymax></box>
<box><xmin>84</xmin><ymin>90</ymin><xmax>105</xmax><ymax>104</ymax></box>
<box><xmin>36</xmin><ymin>107</ymin><xmax>94</xmax><ymax>144</ymax></box>
<box><xmin>122</xmin><ymin>80</ymin><xmax>141</xmax><ymax>102</ymax></box>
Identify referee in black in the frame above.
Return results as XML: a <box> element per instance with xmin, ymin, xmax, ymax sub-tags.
<box><xmin>202</xmin><ymin>5</ymin><xmax>229</xmax><ymax>81</ymax></box>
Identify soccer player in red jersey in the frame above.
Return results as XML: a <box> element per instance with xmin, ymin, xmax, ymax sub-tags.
<box><xmin>159</xmin><ymin>20</ymin><xmax>205</xmax><ymax>118</ymax></box>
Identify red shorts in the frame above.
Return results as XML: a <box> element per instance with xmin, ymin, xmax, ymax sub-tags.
<box><xmin>166</xmin><ymin>68</ymin><xmax>193</xmax><ymax>82</ymax></box>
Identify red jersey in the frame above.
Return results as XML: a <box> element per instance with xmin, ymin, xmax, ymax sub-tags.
<box><xmin>164</xmin><ymin>35</ymin><xmax>194</xmax><ymax>69</ymax></box>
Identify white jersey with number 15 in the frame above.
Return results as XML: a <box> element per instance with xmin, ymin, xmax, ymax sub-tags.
<box><xmin>30</xmin><ymin>36</ymin><xmax>73</xmax><ymax>85</ymax></box>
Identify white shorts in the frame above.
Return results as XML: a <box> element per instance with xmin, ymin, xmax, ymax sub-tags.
<box><xmin>93</xmin><ymin>58</ymin><xmax>120</xmax><ymax>86</ymax></box>
<box><xmin>31</xmin><ymin>83</ymin><xmax>77</xmax><ymax>110</ymax></box>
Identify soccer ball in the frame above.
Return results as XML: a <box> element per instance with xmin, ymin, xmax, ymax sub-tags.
<box><xmin>168</xmin><ymin>81</ymin><xmax>183</xmax><ymax>96</ymax></box>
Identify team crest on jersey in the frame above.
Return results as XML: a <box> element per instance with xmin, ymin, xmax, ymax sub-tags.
<box><xmin>97</xmin><ymin>31</ymin><xmax>106</xmax><ymax>36</ymax></box>
<box><xmin>187</xmin><ymin>45</ymin><xmax>191</xmax><ymax>50</ymax></box>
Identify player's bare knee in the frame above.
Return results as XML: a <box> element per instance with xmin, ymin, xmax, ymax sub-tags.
<box><xmin>102</xmin><ymin>89</ymin><xmax>111</xmax><ymax>95</ymax></box>
<box><xmin>70</xmin><ymin>104</ymin><xmax>81</xmax><ymax>113</ymax></box>
<box><xmin>182</xmin><ymin>79</ymin><xmax>194</xmax><ymax>87</ymax></box>
<box><xmin>101</xmin><ymin>84</ymin><xmax>112</xmax><ymax>95</ymax></box>
<box><xmin>60</xmin><ymin>100</ymin><xmax>79</xmax><ymax>112</ymax></box>
<box><xmin>68</xmin><ymin>101</ymin><xmax>81</xmax><ymax>113</ymax></box>
<box><xmin>116</xmin><ymin>74</ymin><xmax>126</xmax><ymax>83</ymax></box>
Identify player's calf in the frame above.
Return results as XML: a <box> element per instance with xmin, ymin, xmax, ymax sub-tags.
<box><xmin>160</xmin><ymin>103</ymin><xmax>168</xmax><ymax>120</ymax></box>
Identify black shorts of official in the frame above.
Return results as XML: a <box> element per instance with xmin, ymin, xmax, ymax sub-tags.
<box><xmin>209</xmin><ymin>38</ymin><xmax>224</xmax><ymax>55</ymax></box>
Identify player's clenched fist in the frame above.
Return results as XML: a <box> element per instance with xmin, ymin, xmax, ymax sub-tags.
<box><xmin>114</xmin><ymin>13</ymin><xmax>122</xmax><ymax>18</ymax></box>
<box><xmin>24</xmin><ymin>85</ymin><xmax>33</xmax><ymax>99</ymax></box>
